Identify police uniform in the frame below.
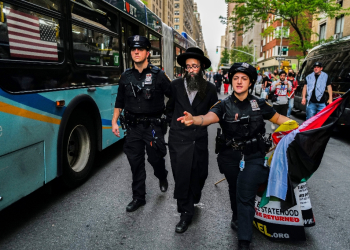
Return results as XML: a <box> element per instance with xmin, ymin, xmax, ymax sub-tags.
<box><xmin>209</xmin><ymin>63</ymin><xmax>276</xmax><ymax>245</ymax></box>
<box><xmin>114</xmin><ymin>36</ymin><xmax>171</xmax><ymax>210</ymax></box>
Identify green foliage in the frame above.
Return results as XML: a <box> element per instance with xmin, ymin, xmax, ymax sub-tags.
<box><xmin>223</xmin><ymin>0</ymin><xmax>350</xmax><ymax>56</ymax></box>
<box><xmin>220</xmin><ymin>49</ymin><xmax>230</xmax><ymax>64</ymax></box>
<box><xmin>141</xmin><ymin>1</ymin><xmax>148</xmax><ymax>5</ymax></box>
<box><xmin>207</xmin><ymin>66</ymin><xmax>213</xmax><ymax>72</ymax></box>
<box><xmin>229</xmin><ymin>45</ymin><xmax>254</xmax><ymax>63</ymax></box>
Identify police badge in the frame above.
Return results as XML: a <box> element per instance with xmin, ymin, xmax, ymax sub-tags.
<box><xmin>145</xmin><ymin>73</ymin><xmax>152</xmax><ymax>85</ymax></box>
<box><xmin>134</xmin><ymin>35</ymin><xmax>140</xmax><ymax>41</ymax></box>
<box><xmin>250</xmin><ymin>100</ymin><xmax>260</xmax><ymax>111</ymax></box>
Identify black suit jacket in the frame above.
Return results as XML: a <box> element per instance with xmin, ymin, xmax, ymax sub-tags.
<box><xmin>166</xmin><ymin>78</ymin><xmax>218</xmax><ymax>199</ymax></box>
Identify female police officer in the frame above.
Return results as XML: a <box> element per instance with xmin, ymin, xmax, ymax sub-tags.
<box><xmin>177</xmin><ymin>63</ymin><xmax>292</xmax><ymax>249</ymax></box>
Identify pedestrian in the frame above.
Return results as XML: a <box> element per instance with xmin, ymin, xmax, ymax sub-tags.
<box><xmin>214</xmin><ymin>69</ymin><xmax>224</xmax><ymax>94</ymax></box>
<box><xmin>223</xmin><ymin>72</ymin><xmax>230</xmax><ymax>94</ymax></box>
<box><xmin>301</xmin><ymin>62</ymin><xmax>333</xmax><ymax>119</ymax></box>
<box><xmin>286</xmin><ymin>71</ymin><xmax>298</xmax><ymax>118</ymax></box>
<box><xmin>112</xmin><ymin>35</ymin><xmax>171</xmax><ymax>212</ymax></box>
<box><xmin>166</xmin><ymin>47</ymin><xmax>218</xmax><ymax>234</ymax></box>
<box><xmin>261</xmin><ymin>72</ymin><xmax>272</xmax><ymax>99</ymax></box>
<box><xmin>270</xmin><ymin>70</ymin><xmax>292</xmax><ymax>129</ymax></box>
<box><xmin>177</xmin><ymin>62</ymin><xmax>292</xmax><ymax>250</ymax></box>
<box><xmin>205</xmin><ymin>71</ymin><xmax>209</xmax><ymax>80</ymax></box>
<box><xmin>271</xmin><ymin>69</ymin><xmax>279</xmax><ymax>82</ymax></box>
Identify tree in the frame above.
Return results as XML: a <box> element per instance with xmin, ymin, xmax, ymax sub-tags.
<box><xmin>221</xmin><ymin>0</ymin><xmax>350</xmax><ymax>56</ymax></box>
<box><xmin>220</xmin><ymin>48</ymin><xmax>230</xmax><ymax>65</ymax></box>
<box><xmin>229</xmin><ymin>45</ymin><xmax>254</xmax><ymax>63</ymax></box>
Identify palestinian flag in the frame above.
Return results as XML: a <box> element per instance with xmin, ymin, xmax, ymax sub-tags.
<box><xmin>267</xmin><ymin>90</ymin><xmax>350</xmax><ymax>201</ymax></box>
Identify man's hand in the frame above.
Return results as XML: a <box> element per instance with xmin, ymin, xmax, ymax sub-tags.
<box><xmin>301</xmin><ymin>98</ymin><xmax>306</xmax><ymax>105</ymax></box>
<box><xmin>177</xmin><ymin>111</ymin><xmax>194</xmax><ymax>126</ymax></box>
<box><xmin>327</xmin><ymin>98</ymin><xmax>333</xmax><ymax>104</ymax></box>
<box><xmin>112</xmin><ymin>123</ymin><xmax>120</xmax><ymax>137</ymax></box>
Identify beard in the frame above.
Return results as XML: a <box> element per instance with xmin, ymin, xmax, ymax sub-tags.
<box><xmin>184</xmin><ymin>71</ymin><xmax>207</xmax><ymax>99</ymax></box>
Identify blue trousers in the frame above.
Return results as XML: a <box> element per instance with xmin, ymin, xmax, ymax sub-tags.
<box><xmin>306</xmin><ymin>102</ymin><xmax>326</xmax><ymax>120</ymax></box>
<box><xmin>287</xmin><ymin>98</ymin><xmax>294</xmax><ymax>118</ymax></box>
<box><xmin>217</xmin><ymin>150</ymin><xmax>269</xmax><ymax>242</ymax></box>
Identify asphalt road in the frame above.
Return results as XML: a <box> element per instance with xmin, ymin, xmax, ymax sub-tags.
<box><xmin>1</xmin><ymin>89</ymin><xmax>350</xmax><ymax>250</ymax></box>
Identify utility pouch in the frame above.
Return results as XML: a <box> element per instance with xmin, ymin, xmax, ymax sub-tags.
<box><xmin>243</xmin><ymin>140</ymin><xmax>252</xmax><ymax>155</ymax></box>
<box><xmin>215</xmin><ymin>128</ymin><xmax>224</xmax><ymax>154</ymax></box>
<box><xmin>251</xmin><ymin>138</ymin><xmax>258</xmax><ymax>154</ymax></box>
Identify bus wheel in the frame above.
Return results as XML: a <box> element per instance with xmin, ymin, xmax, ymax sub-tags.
<box><xmin>62</xmin><ymin>112</ymin><xmax>96</xmax><ymax>187</ymax></box>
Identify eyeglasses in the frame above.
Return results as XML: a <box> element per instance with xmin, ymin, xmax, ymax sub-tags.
<box><xmin>185</xmin><ymin>64</ymin><xmax>200</xmax><ymax>70</ymax></box>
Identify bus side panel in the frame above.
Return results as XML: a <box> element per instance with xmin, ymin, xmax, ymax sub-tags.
<box><xmin>0</xmin><ymin>141</ymin><xmax>45</xmax><ymax>211</ymax></box>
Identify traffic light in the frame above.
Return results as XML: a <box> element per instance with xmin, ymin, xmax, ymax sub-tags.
<box><xmin>216</xmin><ymin>47</ymin><xmax>218</xmax><ymax>54</ymax></box>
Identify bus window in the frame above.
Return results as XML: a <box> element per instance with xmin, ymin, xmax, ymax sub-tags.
<box><xmin>0</xmin><ymin>4</ymin><xmax>63</xmax><ymax>62</ymax></box>
<box><xmin>149</xmin><ymin>33</ymin><xmax>161</xmax><ymax>67</ymax></box>
<box><xmin>72</xmin><ymin>25</ymin><xmax>119</xmax><ymax>67</ymax></box>
<box><xmin>24</xmin><ymin>0</ymin><xmax>61</xmax><ymax>11</ymax></box>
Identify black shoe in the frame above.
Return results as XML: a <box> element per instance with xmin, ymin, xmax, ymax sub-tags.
<box><xmin>231</xmin><ymin>219</ymin><xmax>238</xmax><ymax>230</ymax></box>
<box><xmin>159</xmin><ymin>178</ymin><xmax>168</xmax><ymax>192</ymax></box>
<box><xmin>238</xmin><ymin>241</ymin><xmax>250</xmax><ymax>250</ymax></box>
<box><xmin>126</xmin><ymin>199</ymin><xmax>146</xmax><ymax>212</ymax></box>
<box><xmin>175</xmin><ymin>219</ymin><xmax>191</xmax><ymax>233</ymax></box>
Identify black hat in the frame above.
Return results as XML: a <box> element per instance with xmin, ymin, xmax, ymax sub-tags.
<box><xmin>127</xmin><ymin>35</ymin><xmax>151</xmax><ymax>50</ymax></box>
<box><xmin>228</xmin><ymin>62</ymin><xmax>257</xmax><ymax>88</ymax></box>
<box><xmin>313</xmin><ymin>62</ymin><xmax>323</xmax><ymax>67</ymax></box>
<box><xmin>177</xmin><ymin>47</ymin><xmax>211</xmax><ymax>69</ymax></box>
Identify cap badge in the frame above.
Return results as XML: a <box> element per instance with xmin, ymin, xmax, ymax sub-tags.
<box><xmin>242</xmin><ymin>63</ymin><xmax>249</xmax><ymax>68</ymax></box>
<box><xmin>134</xmin><ymin>35</ymin><xmax>140</xmax><ymax>41</ymax></box>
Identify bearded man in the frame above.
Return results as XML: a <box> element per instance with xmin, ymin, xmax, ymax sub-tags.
<box><xmin>165</xmin><ymin>47</ymin><xmax>218</xmax><ymax>233</ymax></box>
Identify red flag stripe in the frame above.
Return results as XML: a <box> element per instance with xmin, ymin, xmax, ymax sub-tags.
<box><xmin>9</xmin><ymin>38</ymin><xmax>57</xmax><ymax>49</ymax></box>
<box><xmin>299</xmin><ymin>97</ymin><xmax>343</xmax><ymax>132</ymax></box>
<box><xmin>10</xmin><ymin>46</ymin><xmax>58</xmax><ymax>55</ymax></box>
<box><xmin>9</xmin><ymin>9</ymin><xmax>39</xmax><ymax>21</ymax></box>
<box><xmin>7</xmin><ymin>22</ymin><xmax>40</xmax><ymax>33</ymax></box>
<box><xmin>7</xmin><ymin>16</ymin><xmax>40</xmax><ymax>27</ymax></box>
<box><xmin>8</xmin><ymin>31</ymin><xmax>40</xmax><ymax>41</ymax></box>
<box><xmin>10</xmin><ymin>53</ymin><xmax>58</xmax><ymax>61</ymax></box>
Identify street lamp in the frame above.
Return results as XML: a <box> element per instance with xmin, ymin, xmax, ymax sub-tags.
<box><xmin>216</xmin><ymin>46</ymin><xmax>256</xmax><ymax>65</ymax></box>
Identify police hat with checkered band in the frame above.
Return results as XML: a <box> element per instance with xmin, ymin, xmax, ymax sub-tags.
<box><xmin>127</xmin><ymin>35</ymin><xmax>151</xmax><ymax>50</ymax></box>
<box><xmin>228</xmin><ymin>62</ymin><xmax>258</xmax><ymax>89</ymax></box>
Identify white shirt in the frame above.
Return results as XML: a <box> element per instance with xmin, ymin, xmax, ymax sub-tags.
<box><xmin>184</xmin><ymin>79</ymin><xmax>198</xmax><ymax>105</ymax></box>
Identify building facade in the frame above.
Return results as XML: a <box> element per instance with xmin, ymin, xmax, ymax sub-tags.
<box><xmin>310</xmin><ymin>0</ymin><xmax>350</xmax><ymax>43</ymax></box>
<box><xmin>257</xmin><ymin>15</ymin><xmax>306</xmax><ymax>73</ymax></box>
<box><xmin>173</xmin><ymin>0</ymin><xmax>194</xmax><ymax>36</ymax></box>
<box><xmin>146</xmin><ymin>0</ymin><xmax>174</xmax><ymax>27</ymax></box>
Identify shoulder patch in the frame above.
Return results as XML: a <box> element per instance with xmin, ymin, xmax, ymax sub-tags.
<box><xmin>210</xmin><ymin>100</ymin><xmax>221</xmax><ymax>109</ymax></box>
<box><xmin>265</xmin><ymin>101</ymin><xmax>272</xmax><ymax>107</ymax></box>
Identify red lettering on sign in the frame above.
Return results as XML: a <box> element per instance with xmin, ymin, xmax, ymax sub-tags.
<box><xmin>126</xmin><ymin>2</ymin><xmax>130</xmax><ymax>13</ymax></box>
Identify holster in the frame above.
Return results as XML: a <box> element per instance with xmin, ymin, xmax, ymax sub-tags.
<box><xmin>119</xmin><ymin>114</ymin><xmax>127</xmax><ymax>130</ymax></box>
<box><xmin>215</xmin><ymin>128</ymin><xmax>225</xmax><ymax>154</ymax></box>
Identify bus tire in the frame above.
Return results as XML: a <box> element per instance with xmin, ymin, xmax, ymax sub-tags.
<box><xmin>61</xmin><ymin>110</ymin><xmax>96</xmax><ymax>188</ymax></box>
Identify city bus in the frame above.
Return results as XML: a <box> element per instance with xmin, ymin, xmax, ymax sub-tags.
<box><xmin>0</xmin><ymin>0</ymin><xmax>196</xmax><ymax>211</ymax></box>
<box><xmin>294</xmin><ymin>37</ymin><xmax>350</xmax><ymax>126</ymax></box>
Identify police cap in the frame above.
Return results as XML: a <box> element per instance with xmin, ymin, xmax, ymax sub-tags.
<box><xmin>228</xmin><ymin>62</ymin><xmax>258</xmax><ymax>87</ymax></box>
<box><xmin>127</xmin><ymin>35</ymin><xmax>151</xmax><ymax>50</ymax></box>
<box><xmin>313</xmin><ymin>62</ymin><xmax>323</xmax><ymax>68</ymax></box>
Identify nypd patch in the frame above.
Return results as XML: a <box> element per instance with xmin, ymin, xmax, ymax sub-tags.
<box><xmin>210</xmin><ymin>100</ymin><xmax>221</xmax><ymax>109</ymax></box>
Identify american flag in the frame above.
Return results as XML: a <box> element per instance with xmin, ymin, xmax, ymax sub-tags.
<box><xmin>7</xmin><ymin>9</ymin><xmax>58</xmax><ymax>61</ymax></box>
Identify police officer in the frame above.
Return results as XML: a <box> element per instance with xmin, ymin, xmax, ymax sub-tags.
<box><xmin>112</xmin><ymin>35</ymin><xmax>171</xmax><ymax>212</ymax></box>
<box><xmin>177</xmin><ymin>63</ymin><xmax>292</xmax><ymax>249</ymax></box>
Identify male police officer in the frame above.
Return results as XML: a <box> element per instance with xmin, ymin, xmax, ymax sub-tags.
<box><xmin>112</xmin><ymin>35</ymin><xmax>171</xmax><ymax>212</ymax></box>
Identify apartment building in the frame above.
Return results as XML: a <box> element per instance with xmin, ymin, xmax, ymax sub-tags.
<box><xmin>146</xmin><ymin>0</ymin><xmax>174</xmax><ymax>27</ymax></box>
<box><xmin>173</xmin><ymin>0</ymin><xmax>194</xmax><ymax>36</ymax></box>
<box><xmin>310</xmin><ymin>0</ymin><xmax>350</xmax><ymax>42</ymax></box>
<box><xmin>257</xmin><ymin>15</ymin><xmax>306</xmax><ymax>72</ymax></box>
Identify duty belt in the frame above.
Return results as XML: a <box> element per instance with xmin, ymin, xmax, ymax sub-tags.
<box><xmin>225</xmin><ymin>138</ymin><xmax>245</xmax><ymax>151</ymax></box>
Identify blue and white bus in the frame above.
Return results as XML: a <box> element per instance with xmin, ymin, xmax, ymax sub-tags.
<box><xmin>0</xmin><ymin>0</ymin><xmax>196</xmax><ymax>211</ymax></box>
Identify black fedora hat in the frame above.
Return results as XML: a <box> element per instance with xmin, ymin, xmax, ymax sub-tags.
<box><xmin>177</xmin><ymin>47</ymin><xmax>211</xmax><ymax>69</ymax></box>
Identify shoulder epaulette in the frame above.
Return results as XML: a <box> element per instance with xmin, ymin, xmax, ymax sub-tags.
<box><xmin>149</xmin><ymin>64</ymin><xmax>160</xmax><ymax>74</ymax></box>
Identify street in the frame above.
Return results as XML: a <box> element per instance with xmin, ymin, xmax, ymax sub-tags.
<box><xmin>0</xmin><ymin>89</ymin><xmax>350</xmax><ymax>250</ymax></box>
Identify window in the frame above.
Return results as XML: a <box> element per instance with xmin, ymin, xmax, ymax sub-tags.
<box><xmin>0</xmin><ymin>3</ymin><xmax>64</xmax><ymax>62</ymax></box>
<box><xmin>263</xmin><ymin>37</ymin><xmax>266</xmax><ymax>46</ymax></box>
<box><xmin>335</xmin><ymin>15</ymin><xmax>344</xmax><ymax>36</ymax></box>
<box><xmin>174</xmin><ymin>10</ymin><xmax>179</xmax><ymax>15</ymax></box>
<box><xmin>319</xmin><ymin>23</ymin><xmax>326</xmax><ymax>40</ymax></box>
<box><xmin>153</xmin><ymin>6</ymin><xmax>155</xmax><ymax>12</ymax></box>
<box><xmin>24</xmin><ymin>0</ymin><xmax>61</xmax><ymax>11</ymax></box>
<box><xmin>174</xmin><ymin>25</ymin><xmax>179</xmax><ymax>30</ymax></box>
<box><xmin>274</xmin><ymin>27</ymin><xmax>289</xmax><ymax>38</ymax></box>
<box><xmin>174</xmin><ymin>18</ymin><xmax>179</xmax><ymax>22</ymax></box>
<box><xmin>175</xmin><ymin>3</ymin><xmax>180</xmax><ymax>8</ymax></box>
<box><xmin>149</xmin><ymin>34</ymin><xmax>161</xmax><ymax>67</ymax></box>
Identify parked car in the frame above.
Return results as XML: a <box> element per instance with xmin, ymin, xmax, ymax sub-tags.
<box><xmin>294</xmin><ymin>37</ymin><xmax>350</xmax><ymax>126</ymax></box>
